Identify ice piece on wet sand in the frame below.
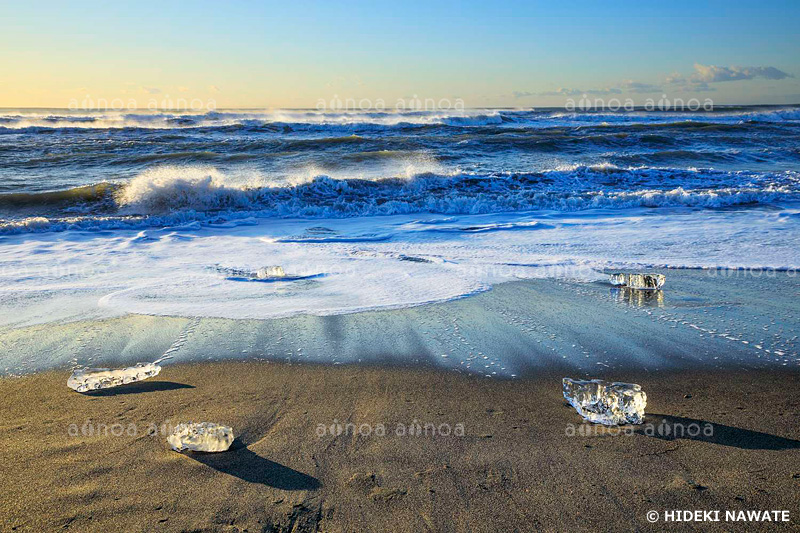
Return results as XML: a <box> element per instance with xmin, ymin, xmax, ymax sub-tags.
<box><xmin>562</xmin><ymin>378</ymin><xmax>647</xmax><ymax>425</ymax></box>
<box><xmin>168</xmin><ymin>422</ymin><xmax>234</xmax><ymax>452</ymax></box>
<box><xmin>256</xmin><ymin>265</ymin><xmax>285</xmax><ymax>279</ymax></box>
<box><xmin>612</xmin><ymin>286</ymin><xmax>665</xmax><ymax>307</ymax></box>
<box><xmin>67</xmin><ymin>356</ymin><xmax>171</xmax><ymax>393</ymax></box>
<box><xmin>609</xmin><ymin>273</ymin><xmax>665</xmax><ymax>290</ymax></box>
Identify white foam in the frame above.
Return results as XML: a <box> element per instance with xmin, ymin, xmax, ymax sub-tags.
<box><xmin>1</xmin><ymin>205</ymin><xmax>799</xmax><ymax>325</ymax></box>
<box><xmin>0</xmin><ymin>109</ymin><xmax>505</xmax><ymax>130</ymax></box>
<box><xmin>4</xmin><ymin>164</ymin><xmax>795</xmax><ymax>236</ymax></box>
<box><xmin>2</xmin><ymin>107</ymin><xmax>799</xmax><ymax>131</ymax></box>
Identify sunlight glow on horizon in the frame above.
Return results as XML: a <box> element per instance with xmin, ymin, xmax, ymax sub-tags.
<box><xmin>2</xmin><ymin>0</ymin><xmax>799</xmax><ymax>108</ymax></box>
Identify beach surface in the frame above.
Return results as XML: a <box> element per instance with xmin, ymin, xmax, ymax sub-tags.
<box><xmin>1</xmin><ymin>363</ymin><xmax>799</xmax><ymax>532</ymax></box>
<box><xmin>2</xmin><ymin>273</ymin><xmax>799</xmax><ymax>531</ymax></box>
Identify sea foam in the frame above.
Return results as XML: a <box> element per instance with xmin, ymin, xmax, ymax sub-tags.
<box><xmin>2</xmin><ymin>165</ymin><xmax>798</xmax><ymax>235</ymax></box>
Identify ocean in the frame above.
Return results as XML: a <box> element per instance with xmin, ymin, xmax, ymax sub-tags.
<box><xmin>1</xmin><ymin>106</ymin><xmax>799</xmax><ymax>334</ymax></box>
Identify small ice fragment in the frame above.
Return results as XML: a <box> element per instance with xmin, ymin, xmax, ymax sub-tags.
<box><xmin>609</xmin><ymin>273</ymin><xmax>665</xmax><ymax>290</ymax></box>
<box><xmin>562</xmin><ymin>377</ymin><xmax>647</xmax><ymax>425</ymax></box>
<box><xmin>256</xmin><ymin>265</ymin><xmax>286</xmax><ymax>279</ymax></box>
<box><xmin>168</xmin><ymin>422</ymin><xmax>234</xmax><ymax>452</ymax></box>
<box><xmin>67</xmin><ymin>355</ymin><xmax>171</xmax><ymax>393</ymax></box>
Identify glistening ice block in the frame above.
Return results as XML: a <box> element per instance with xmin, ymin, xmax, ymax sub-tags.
<box><xmin>168</xmin><ymin>422</ymin><xmax>234</xmax><ymax>452</ymax></box>
<box><xmin>256</xmin><ymin>265</ymin><xmax>285</xmax><ymax>279</ymax></box>
<box><xmin>67</xmin><ymin>356</ymin><xmax>171</xmax><ymax>393</ymax></box>
<box><xmin>562</xmin><ymin>378</ymin><xmax>647</xmax><ymax>425</ymax></box>
<box><xmin>609</xmin><ymin>273</ymin><xmax>665</xmax><ymax>290</ymax></box>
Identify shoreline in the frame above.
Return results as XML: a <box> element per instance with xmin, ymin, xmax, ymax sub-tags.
<box><xmin>2</xmin><ymin>270</ymin><xmax>798</xmax><ymax>377</ymax></box>
<box><xmin>2</xmin><ymin>362</ymin><xmax>799</xmax><ymax>531</ymax></box>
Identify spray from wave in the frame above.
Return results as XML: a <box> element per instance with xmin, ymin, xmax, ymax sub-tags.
<box><xmin>112</xmin><ymin>164</ymin><xmax>800</xmax><ymax>216</ymax></box>
<box><xmin>2</xmin><ymin>106</ymin><xmax>799</xmax><ymax>132</ymax></box>
<box><xmin>1</xmin><ymin>164</ymin><xmax>798</xmax><ymax>235</ymax></box>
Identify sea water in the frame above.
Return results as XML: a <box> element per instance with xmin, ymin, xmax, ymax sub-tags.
<box><xmin>1</xmin><ymin>107</ymin><xmax>799</xmax><ymax>372</ymax></box>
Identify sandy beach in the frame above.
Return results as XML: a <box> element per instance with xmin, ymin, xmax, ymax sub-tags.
<box><xmin>1</xmin><ymin>363</ymin><xmax>799</xmax><ymax>532</ymax></box>
<box><xmin>2</xmin><ymin>273</ymin><xmax>799</xmax><ymax>532</ymax></box>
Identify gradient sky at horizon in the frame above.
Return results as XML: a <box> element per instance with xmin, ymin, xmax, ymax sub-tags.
<box><xmin>2</xmin><ymin>0</ymin><xmax>800</xmax><ymax>108</ymax></box>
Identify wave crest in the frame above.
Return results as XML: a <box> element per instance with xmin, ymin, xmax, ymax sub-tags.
<box><xmin>116</xmin><ymin>166</ymin><xmax>261</xmax><ymax>212</ymax></box>
<box><xmin>1</xmin><ymin>165</ymin><xmax>798</xmax><ymax>235</ymax></box>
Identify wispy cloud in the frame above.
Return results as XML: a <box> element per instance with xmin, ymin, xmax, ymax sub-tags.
<box><xmin>684</xmin><ymin>82</ymin><xmax>716</xmax><ymax>92</ymax></box>
<box><xmin>621</xmin><ymin>81</ymin><xmax>662</xmax><ymax>94</ymax></box>
<box><xmin>665</xmin><ymin>63</ymin><xmax>792</xmax><ymax>92</ymax></box>
<box><xmin>538</xmin><ymin>87</ymin><xmax>622</xmax><ymax>97</ymax></box>
<box><xmin>691</xmin><ymin>63</ymin><xmax>793</xmax><ymax>83</ymax></box>
<box><xmin>512</xmin><ymin>62</ymin><xmax>792</xmax><ymax>100</ymax></box>
<box><xmin>664</xmin><ymin>74</ymin><xmax>716</xmax><ymax>92</ymax></box>
<box><xmin>515</xmin><ymin>81</ymin><xmax>658</xmax><ymax>99</ymax></box>
<box><xmin>140</xmin><ymin>86</ymin><xmax>162</xmax><ymax>94</ymax></box>
<box><xmin>208</xmin><ymin>85</ymin><xmax>221</xmax><ymax>93</ymax></box>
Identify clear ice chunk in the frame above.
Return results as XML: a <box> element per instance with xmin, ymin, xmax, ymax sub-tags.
<box><xmin>256</xmin><ymin>265</ymin><xmax>286</xmax><ymax>279</ymax></box>
<box><xmin>167</xmin><ymin>422</ymin><xmax>234</xmax><ymax>452</ymax></box>
<box><xmin>609</xmin><ymin>273</ymin><xmax>665</xmax><ymax>290</ymax></box>
<box><xmin>562</xmin><ymin>378</ymin><xmax>647</xmax><ymax>425</ymax></box>
<box><xmin>67</xmin><ymin>355</ymin><xmax>171</xmax><ymax>393</ymax></box>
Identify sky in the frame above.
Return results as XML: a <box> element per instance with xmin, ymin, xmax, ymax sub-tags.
<box><xmin>1</xmin><ymin>0</ymin><xmax>799</xmax><ymax>109</ymax></box>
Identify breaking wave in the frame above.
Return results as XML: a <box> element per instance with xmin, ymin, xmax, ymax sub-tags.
<box><xmin>2</xmin><ymin>164</ymin><xmax>798</xmax><ymax>235</ymax></box>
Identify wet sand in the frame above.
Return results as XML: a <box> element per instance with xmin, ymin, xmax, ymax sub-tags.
<box><xmin>1</xmin><ymin>363</ymin><xmax>799</xmax><ymax>532</ymax></box>
<box><xmin>3</xmin><ymin>270</ymin><xmax>799</xmax><ymax>377</ymax></box>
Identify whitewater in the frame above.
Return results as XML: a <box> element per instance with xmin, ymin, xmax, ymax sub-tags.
<box><xmin>1</xmin><ymin>106</ymin><xmax>800</xmax><ymax>328</ymax></box>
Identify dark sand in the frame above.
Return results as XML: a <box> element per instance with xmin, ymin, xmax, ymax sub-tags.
<box><xmin>2</xmin><ymin>363</ymin><xmax>799</xmax><ymax>532</ymax></box>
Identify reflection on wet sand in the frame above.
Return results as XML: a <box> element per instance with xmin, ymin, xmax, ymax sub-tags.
<box><xmin>611</xmin><ymin>287</ymin><xmax>664</xmax><ymax>307</ymax></box>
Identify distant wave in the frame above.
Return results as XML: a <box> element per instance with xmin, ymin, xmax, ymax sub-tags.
<box><xmin>1</xmin><ymin>106</ymin><xmax>799</xmax><ymax>132</ymax></box>
<box><xmin>0</xmin><ymin>110</ymin><xmax>507</xmax><ymax>131</ymax></box>
<box><xmin>608</xmin><ymin>149</ymin><xmax>785</xmax><ymax>166</ymax></box>
<box><xmin>2</xmin><ymin>164</ymin><xmax>798</xmax><ymax>235</ymax></box>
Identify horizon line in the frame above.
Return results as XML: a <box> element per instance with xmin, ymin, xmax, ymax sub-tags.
<box><xmin>0</xmin><ymin>103</ymin><xmax>798</xmax><ymax>111</ymax></box>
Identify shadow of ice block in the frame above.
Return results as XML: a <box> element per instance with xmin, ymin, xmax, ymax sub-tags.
<box><xmin>563</xmin><ymin>378</ymin><xmax>647</xmax><ymax>425</ymax></box>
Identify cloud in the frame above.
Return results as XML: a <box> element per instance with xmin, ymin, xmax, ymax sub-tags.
<box><xmin>665</xmin><ymin>73</ymin><xmax>686</xmax><ymax>85</ymax></box>
<box><xmin>691</xmin><ymin>63</ymin><xmax>793</xmax><ymax>83</ymax></box>
<box><xmin>177</xmin><ymin>86</ymin><xmax>189</xmax><ymax>93</ymax></box>
<box><xmin>665</xmin><ymin>63</ymin><xmax>792</xmax><ymax>92</ymax></box>
<box><xmin>621</xmin><ymin>80</ymin><xmax>662</xmax><ymax>94</ymax></box>
<box><xmin>665</xmin><ymin>75</ymin><xmax>716</xmax><ymax>92</ymax></box>
<box><xmin>539</xmin><ymin>87</ymin><xmax>622</xmax><ymax>97</ymax></box>
<box><xmin>683</xmin><ymin>82</ymin><xmax>716</xmax><ymax>93</ymax></box>
<box><xmin>511</xmin><ymin>62</ymin><xmax>792</xmax><ymax>101</ymax></box>
<box><xmin>521</xmin><ymin>81</ymin><xmax>659</xmax><ymax>98</ymax></box>
<box><xmin>208</xmin><ymin>85</ymin><xmax>221</xmax><ymax>93</ymax></box>
<box><xmin>140</xmin><ymin>86</ymin><xmax>161</xmax><ymax>94</ymax></box>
